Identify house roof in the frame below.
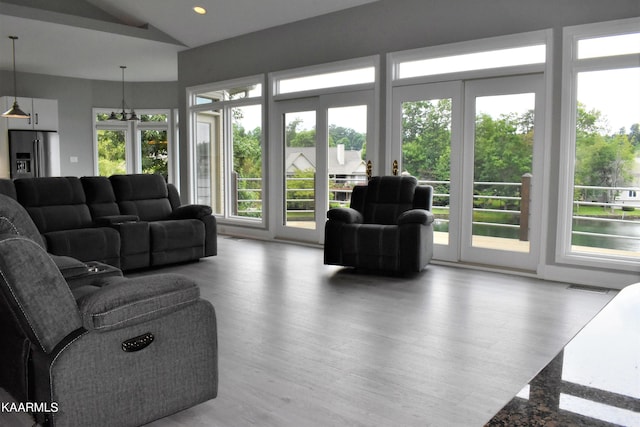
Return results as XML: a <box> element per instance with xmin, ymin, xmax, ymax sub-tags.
<box><xmin>285</xmin><ymin>145</ymin><xmax>366</xmax><ymax>176</ymax></box>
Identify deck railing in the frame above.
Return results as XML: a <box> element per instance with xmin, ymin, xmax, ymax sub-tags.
<box><xmin>227</xmin><ymin>175</ymin><xmax>639</xmax><ymax>252</ymax></box>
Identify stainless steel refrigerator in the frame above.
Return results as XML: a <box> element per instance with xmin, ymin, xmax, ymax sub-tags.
<box><xmin>8</xmin><ymin>130</ymin><xmax>60</xmax><ymax>178</ymax></box>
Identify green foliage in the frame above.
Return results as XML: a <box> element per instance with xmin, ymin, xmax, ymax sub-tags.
<box><xmin>285</xmin><ymin>118</ymin><xmax>316</xmax><ymax>147</ymax></box>
<box><xmin>97</xmin><ymin>130</ymin><xmax>125</xmax><ymax>176</ymax></box>
<box><xmin>474</xmin><ymin>112</ymin><xmax>533</xmax><ymax>199</ymax></box>
<box><xmin>141</xmin><ymin>129</ymin><xmax>168</xmax><ymax>179</ymax></box>
<box><xmin>286</xmin><ymin>169</ymin><xmax>315</xmax><ymax>219</ymax></box>
<box><xmin>574</xmin><ymin>103</ymin><xmax>637</xmax><ymax>207</ymax></box>
<box><xmin>232</xmin><ymin>122</ymin><xmax>263</xmax><ymax>217</ymax></box>
<box><xmin>401</xmin><ymin>99</ymin><xmax>452</xmax><ymax>180</ymax></box>
<box><xmin>328</xmin><ymin>125</ymin><xmax>366</xmax><ymax>150</ymax></box>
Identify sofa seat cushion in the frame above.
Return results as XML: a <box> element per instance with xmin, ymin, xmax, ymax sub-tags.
<box><xmin>149</xmin><ymin>220</ymin><xmax>205</xmax><ymax>265</ymax></box>
<box><xmin>342</xmin><ymin>224</ymin><xmax>399</xmax><ymax>271</ymax></box>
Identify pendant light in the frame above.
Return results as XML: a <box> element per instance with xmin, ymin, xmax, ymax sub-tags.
<box><xmin>108</xmin><ymin>66</ymin><xmax>139</xmax><ymax>121</ymax></box>
<box><xmin>2</xmin><ymin>36</ymin><xmax>30</xmax><ymax>119</ymax></box>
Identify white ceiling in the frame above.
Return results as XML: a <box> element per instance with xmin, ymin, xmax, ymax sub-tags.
<box><xmin>0</xmin><ymin>0</ymin><xmax>378</xmax><ymax>82</ymax></box>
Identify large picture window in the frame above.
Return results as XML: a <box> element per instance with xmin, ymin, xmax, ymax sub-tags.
<box><xmin>187</xmin><ymin>77</ymin><xmax>265</xmax><ymax>223</ymax></box>
<box><xmin>558</xmin><ymin>17</ymin><xmax>640</xmax><ymax>270</ymax></box>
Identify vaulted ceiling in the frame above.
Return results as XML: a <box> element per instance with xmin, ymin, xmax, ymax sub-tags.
<box><xmin>0</xmin><ymin>0</ymin><xmax>378</xmax><ymax>81</ymax></box>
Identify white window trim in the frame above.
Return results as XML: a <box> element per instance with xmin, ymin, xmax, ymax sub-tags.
<box><xmin>186</xmin><ymin>75</ymin><xmax>266</xmax><ymax>227</ymax></box>
<box><xmin>556</xmin><ymin>16</ymin><xmax>640</xmax><ymax>272</ymax></box>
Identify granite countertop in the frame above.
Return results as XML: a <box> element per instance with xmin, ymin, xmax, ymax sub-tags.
<box><xmin>486</xmin><ymin>282</ymin><xmax>640</xmax><ymax>426</ymax></box>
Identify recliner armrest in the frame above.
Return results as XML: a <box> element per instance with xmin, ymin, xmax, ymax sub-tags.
<box><xmin>93</xmin><ymin>215</ymin><xmax>139</xmax><ymax>226</ymax></box>
<box><xmin>327</xmin><ymin>207</ymin><xmax>363</xmax><ymax>224</ymax></box>
<box><xmin>398</xmin><ymin>209</ymin><xmax>434</xmax><ymax>226</ymax></box>
<box><xmin>76</xmin><ymin>274</ymin><xmax>200</xmax><ymax>331</ymax></box>
<box><xmin>169</xmin><ymin>204</ymin><xmax>213</xmax><ymax>220</ymax></box>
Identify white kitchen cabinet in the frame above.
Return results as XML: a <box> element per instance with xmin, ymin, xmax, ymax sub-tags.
<box><xmin>2</xmin><ymin>96</ymin><xmax>58</xmax><ymax>131</ymax></box>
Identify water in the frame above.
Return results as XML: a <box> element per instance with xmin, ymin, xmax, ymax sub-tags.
<box><xmin>433</xmin><ymin>219</ymin><xmax>640</xmax><ymax>252</ymax></box>
<box><xmin>571</xmin><ymin>218</ymin><xmax>640</xmax><ymax>252</ymax></box>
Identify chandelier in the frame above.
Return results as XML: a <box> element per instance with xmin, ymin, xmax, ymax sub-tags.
<box><xmin>108</xmin><ymin>66</ymin><xmax>138</xmax><ymax>121</ymax></box>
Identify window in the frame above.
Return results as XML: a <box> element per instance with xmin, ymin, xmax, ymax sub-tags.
<box><xmin>397</xmin><ymin>44</ymin><xmax>546</xmax><ymax>79</ymax></box>
<box><xmin>558</xmin><ymin>17</ymin><xmax>640</xmax><ymax>270</ymax></box>
<box><xmin>187</xmin><ymin>76</ymin><xmax>265</xmax><ymax>223</ymax></box>
<box><xmin>94</xmin><ymin>110</ymin><xmax>172</xmax><ymax>180</ymax></box>
<box><xmin>270</xmin><ymin>57</ymin><xmax>378</xmax><ymax>244</ymax></box>
<box><xmin>273</xmin><ymin>57</ymin><xmax>377</xmax><ymax>98</ymax></box>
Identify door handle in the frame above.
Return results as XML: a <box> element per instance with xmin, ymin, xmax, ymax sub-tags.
<box><xmin>392</xmin><ymin>160</ymin><xmax>398</xmax><ymax>176</ymax></box>
<box><xmin>366</xmin><ymin>160</ymin><xmax>372</xmax><ymax>180</ymax></box>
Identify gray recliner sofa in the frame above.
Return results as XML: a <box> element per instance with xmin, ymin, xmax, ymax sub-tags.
<box><xmin>108</xmin><ymin>173</ymin><xmax>217</xmax><ymax>266</ymax></box>
<box><xmin>0</xmin><ymin>194</ymin><xmax>218</xmax><ymax>427</ymax></box>
<box><xmin>0</xmin><ymin>174</ymin><xmax>217</xmax><ymax>271</ymax></box>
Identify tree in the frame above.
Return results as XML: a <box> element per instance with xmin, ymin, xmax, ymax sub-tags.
<box><xmin>328</xmin><ymin>125</ymin><xmax>366</xmax><ymax>150</ymax></box>
<box><xmin>401</xmin><ymin>99</ymin><xmax>452</xmax><ymax>181</ymax></box>
<box><xmin>97</xmin><ymin>130</ymin><xmax>126</xmax><ymax>176</ymax></box>
<box><xmin>628</xmin><ymin>123</ymin><xmax>640</xmax><ymax>151</ymax></box>
<box><xmin>574</xmin><ymin>103</ymin><xmax>636</xmax><ymax>207</ymax></box>
<box><xmin>140</xmin><ymin>129</ymin><xmax>168</xmax><ymax>178</ymax></box>
<box><xmin>232</xmin><ymin>122</ymin><xmax>263</xmax><ymax>217</ymax></box>
<box><xmin>285</xmin><ymin>117</ymin><xmax>316</xmax><ymax>147</ymax></box>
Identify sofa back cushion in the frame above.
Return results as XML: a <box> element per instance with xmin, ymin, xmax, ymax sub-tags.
<box><xmin>14</xmin><ymin>177</ymin><xmax>93</xmax><ymax>233</ymax></box>
<box><xmin>110</xmin><ymin>174</ymin><xmax>173</xmax><ymax>221</ymax></box>
<box><xmin>363</xmin><ymin>176</ymin><xmax>417</xmax><ymax>225</ymax></box>
<box><xmin>0</xmin><ymin>178</ymin><xmax>17</xmax><ymax>200</ymax></box>
<box><xmin>81</xmin><ymin>176</ymin><xmax>121</xmax><ymax>218</ymax></box>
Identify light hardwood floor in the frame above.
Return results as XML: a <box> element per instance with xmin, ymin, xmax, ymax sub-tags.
<box><xmin>141</xmin><ymin>237</ymin><xmax>614</xmax><ymax>427</ymax></box>
<box><xmin>0</xmin><ymin>237</ymin><xmax>616</xmax><ymax>427</ymax></box>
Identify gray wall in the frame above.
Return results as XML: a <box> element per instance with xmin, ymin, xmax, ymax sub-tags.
<box><xmin>177</xmin><ymin>0</ymin><xmax>639</xmax><ymax>268</ymax></box>
<box><xmin>1</xmin><ymin>70</ymin><xmax>178</xmax><ymax>177</ymax></box>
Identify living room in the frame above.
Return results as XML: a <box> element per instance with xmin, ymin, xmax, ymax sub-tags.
<box><xmin>0</xmin><ymin>0</ymin><xmax>639</xmax><ymax>426</ymax></box>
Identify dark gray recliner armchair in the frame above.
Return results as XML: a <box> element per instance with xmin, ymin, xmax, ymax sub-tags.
<box><xmin>0</xmin><ymin>197</ymin><xmax>218</xmax><ymax>427</ymax></box>
<box><xmin>324</xmin><ymin>175</ymin><xmax>435</xmax><ymax>272</ymax></box>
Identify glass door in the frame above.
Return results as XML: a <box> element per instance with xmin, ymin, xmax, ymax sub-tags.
<box><xmin>391</xmin><ymin>81</ymin><xmax>463</xmax><ymax>261</ymax></box>
<box><xmin>461</xmin><ymin>74</ymin><xmax>545</xmax><ymax>270</ymax></box>
<box><xmin>274</xmin><ymin>92</ymin><xmax>372</xmax><ymax>243</ymax></box>
<box><xmin>391</xmin><ymin>76</ymin><xmax>544</xmax><ymax>270</ymax></box>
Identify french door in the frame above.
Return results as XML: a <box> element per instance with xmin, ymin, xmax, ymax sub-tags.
<box><xmin>273</xmin><ymin>91</ymin><xmax>373</xmax><ymax>244</ymax></box>
<box><xmin>392</xmin><ymin>75</ymin><xmax>545</xmax><ymax>271</ymax></box>
<box><xmin>391</xmin><ymin>81</ymin><xmax>463</xmax><ymax>261</ymax></box>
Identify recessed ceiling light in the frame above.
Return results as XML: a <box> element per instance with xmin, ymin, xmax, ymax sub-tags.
<box><xmin>193</xmin><ymin>6</ymin><xmax>207</xmax><ymax>15</ymax></box>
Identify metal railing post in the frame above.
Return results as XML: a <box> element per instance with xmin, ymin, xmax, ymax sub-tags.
<box><xmin>519</xmin><ymin>173</ymin><xmax>532</xmax><ymax>241</ymax></box>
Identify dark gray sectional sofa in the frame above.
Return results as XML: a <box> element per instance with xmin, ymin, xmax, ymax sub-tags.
<box><xmin>0</xmin><ymin>174</ymin><xmax>217</xmax><ymax>271</ymax></box>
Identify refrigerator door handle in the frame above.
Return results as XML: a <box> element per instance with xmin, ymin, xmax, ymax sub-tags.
<box><xmin>34</xmin><ymin>138</ymin><xmax>43</xmax><ymax>178</ymax></box>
